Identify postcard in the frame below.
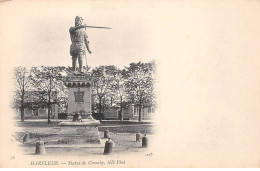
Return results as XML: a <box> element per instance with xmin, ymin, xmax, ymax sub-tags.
<box><xmin>0</xmin><ymin>0</ymin><xmax>259</xmax><ymax>168</ymax></box>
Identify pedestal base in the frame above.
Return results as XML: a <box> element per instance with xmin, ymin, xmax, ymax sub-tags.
<box><xmin>57</xmin><ymin>119</ymin><xmax>101</xmax><ymax>144</ymax></box>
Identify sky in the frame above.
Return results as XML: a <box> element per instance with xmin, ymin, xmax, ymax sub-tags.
<box><xmin>0</xmin><ymin>0</ymin><xmax>159</xmax><ymax>69</ymax></box>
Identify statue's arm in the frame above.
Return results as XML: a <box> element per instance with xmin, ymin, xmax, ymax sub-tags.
<box><xmin>84</xmin><ymin>32</ymin><xmax>92</xmax><ymax>54</ymax></box>
<box><xmin>69</xmin><ymin>25</ymin><xmax>85</xmax><ymax>33</ymax></box>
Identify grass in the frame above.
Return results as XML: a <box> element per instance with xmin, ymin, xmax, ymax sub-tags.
<box><xmin>15</xmin><ymin>119</ymin><xmax>154</xmax><ymax>134</ymax></box>
<box><xmin>98</xmin><ymin>125</ymin><xmax>153</xmax><ymax>134</ymax></box>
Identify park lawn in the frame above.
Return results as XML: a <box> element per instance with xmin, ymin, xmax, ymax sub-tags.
<box><xmin>15</xmin><ymin>120</ymin><xmax>154</xmax><ymax>134</ymax></box>
<box><xmin>98</xmin><ymin>125</ymin><xmax>153</xmax><ymax>134</ymax></box>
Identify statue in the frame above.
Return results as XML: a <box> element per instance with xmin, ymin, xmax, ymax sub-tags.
<box><xmin>69</xmin><ymin>16</ymin><xmax>111</xmax><ymax>73</ymax></box>
<box><xmin>69</xmin><ymin>16</ymin><xmax>92</xmax><ymax>73</ymax></box>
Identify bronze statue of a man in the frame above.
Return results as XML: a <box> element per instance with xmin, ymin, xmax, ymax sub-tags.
<box><xmin>69</xmin><ymin>16</ymin><xmax>92</xmax><ymax>73</ymax></box>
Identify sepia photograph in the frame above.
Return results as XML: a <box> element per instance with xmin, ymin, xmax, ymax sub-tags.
<box><xmin>0</xmin><ymin>0</ymin><xmax>260</xmax><ymax>168</ymax></box>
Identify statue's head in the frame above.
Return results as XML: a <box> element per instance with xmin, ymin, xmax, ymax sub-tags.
<box><xmin>75</xmin><ymin>16</ymin><xmax>83</xmax><ymax>26</ymax></box>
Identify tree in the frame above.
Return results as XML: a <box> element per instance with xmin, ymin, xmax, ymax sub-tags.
<box><xmin>110</xmin><ymin>68</ymin><xmax>128</xmax><ymax>121</ymax></box>
<box><xmin>91</xmin><ymin>65</ymin><xmax>117</xmax><ymax>122</ymax></box>
<box><xmin>125</xmin><ymin>61</ymin><xmax>155</xmax><ymax>122</ymax></box>
<box><xmin>13</xmin><ymin>67</ymin><xmax>31</xmax><ymax>122</ymax></box>
<box><xmin>30</xmin><ymin>66</ymin><xmax>68</xmax><ymax>124</ymax></box>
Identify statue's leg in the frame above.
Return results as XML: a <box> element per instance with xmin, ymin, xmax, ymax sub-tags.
<box><xmin>78</xmin><ymin>52</ymin><xmax>84</xmax><ymax>72</ymax></box>
<box><xmin>72</xmin><ymin>55</ymin><xmax>77</xmax><ymax>71</ymax></box>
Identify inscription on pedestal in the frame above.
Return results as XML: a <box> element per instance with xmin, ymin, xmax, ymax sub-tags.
<box><xmin>74</xmin><ymin>88</ymin><xmax>84</xmax><ymax>103</ymax></box>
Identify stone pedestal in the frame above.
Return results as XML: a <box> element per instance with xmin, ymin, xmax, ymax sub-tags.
<box><xmin>63</xmin><ymin>72</ymin><xmax>93</xmax><ymax>118</ymax></box>
<box><xmin>55</xmin><ymin>72</ymin><xmax>101</xmax><ymax>146</ymax></box>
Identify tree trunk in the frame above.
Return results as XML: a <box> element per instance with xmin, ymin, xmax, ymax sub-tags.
<box><xmin>20</xmin><ymin>97</ymin><xmax>25</xmax><ymax>122</ymax></box>
<box><xmin>47</xmin><ymin>77</ymin><xmax>52</xmax><ymax>124</ymax></box>
<box><xmin>20</xmin><ymin>106</ymin><xmax>25</xmax><ymax>122</ymax></box>
<box><xmin>47</xmin><ymin>104</ymin><xmax>51</xmax><ymax>123</ymax></box>
<box><xmin>99</xmin><ymin>97</ymin><xmax>102</xmax><ymax>123</ymax></box>
<box><xmin>138</xmin><ymin>102</ymin><xmax>142</xmax><ymax>122</ymax></box>
<box><xmin>47</xmin><ymin>91</ymin><xmax>51</xmax><ymax>123</ymax></box>
<box><xmin>120</xmin><ymin>96</ymin><xmax>123</xmax><ymax>121</ymax></box>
